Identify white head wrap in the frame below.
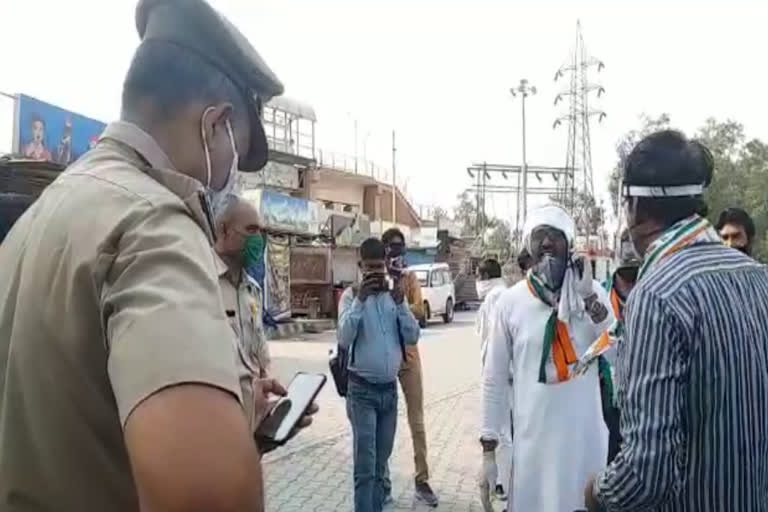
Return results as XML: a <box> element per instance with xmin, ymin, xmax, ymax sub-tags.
<box><xmin>522</xmin><ymin>204</ymin><xmax>576</xmax><ymax>253</ymax></box>
<box><xmin>523</xmin><ymin>205</ymin><xmax>583</xmax><ymax>324</ymax></box>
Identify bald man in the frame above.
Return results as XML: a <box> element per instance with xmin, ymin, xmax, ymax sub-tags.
<box><xmin>214</xmin><ymin>196</ymin><xmax>272</xmax><ymax>431</ymax></box>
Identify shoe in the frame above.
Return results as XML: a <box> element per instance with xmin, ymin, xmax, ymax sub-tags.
<box><xmin>495</xmin><ymin>484</ymin><xmax>507</xmax><ymax>501</ymax></box>
<box><xmin>415</xmin><ymin>481</ymin><xmax>439</xmax><ymax>507</ymax></box>
<box><xmin>382</xmin><ymin>493</ymin><xmax>394</xmax><ymax>506</ymax></box>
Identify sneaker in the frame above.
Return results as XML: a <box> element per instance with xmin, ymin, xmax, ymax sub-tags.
<box><xmin>415</xmin><ymin>481</ymin><xmax>439</xmax><ymax>507</ymax></box>
<box><xmin>382</xmin><ymin>493</ymin><xmax>394</xmax><ymax>506</ymax></box>
<box><xmin>495</xmin><ymin>484</ymin><xmax>507</xmax><ymax>501</ymax></box>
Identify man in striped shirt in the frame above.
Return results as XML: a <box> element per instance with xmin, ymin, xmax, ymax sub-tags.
<box><xmin>585</xmin><ymin>130</ymin><xmax>768</xmax><ymax>511</ymax></box>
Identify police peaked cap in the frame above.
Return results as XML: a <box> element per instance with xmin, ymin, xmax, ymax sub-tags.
<box><xmin>136</xmin><ymin>0</ymin><xmax>284</xmax><ymax>171</ymax></box>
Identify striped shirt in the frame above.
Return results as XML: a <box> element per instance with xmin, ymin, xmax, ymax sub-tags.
<box><xmin>596</xmin><ymin>243</ymin><xmax>768</xmax><ymax>511</ymax></box>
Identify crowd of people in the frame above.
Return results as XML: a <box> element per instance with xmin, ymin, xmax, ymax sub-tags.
<box><xmin>476</xmin><ymin>130</ymin><xmax>768</xmax><ymax>512</ymax></box>
<box><xmin>1</xmin><ymin>1</ymin><xmax>768</xmax><ymax>512</ymax></box>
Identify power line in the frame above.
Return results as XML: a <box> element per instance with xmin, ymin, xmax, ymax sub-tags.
<box><xmin>552</xmin><ymin>20</ymin><xmax>606</xmax><ymax>246</ymax></box>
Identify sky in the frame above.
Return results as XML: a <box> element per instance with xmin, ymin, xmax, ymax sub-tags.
<box><xmin>2</xmin><ymin>0</ymin><xmax>767</xmax><ymax>224</ymax></box>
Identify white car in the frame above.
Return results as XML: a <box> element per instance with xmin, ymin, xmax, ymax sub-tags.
<box><xmin>409</xmin><ymin>263</ymin><xmax>455</xmax><ymax>327</ymax></box>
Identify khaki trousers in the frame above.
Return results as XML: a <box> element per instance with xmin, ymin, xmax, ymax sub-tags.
<box><xmin>398</xmin><ymin>345</ymin><xmax>429</xmax><ymax>484</ymax></box>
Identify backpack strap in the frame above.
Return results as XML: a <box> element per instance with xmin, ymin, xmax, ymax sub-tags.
<box><xmin>396</xmin><ymin>316</ymin><xmax>407</xmax><ymax>363</ymax></box>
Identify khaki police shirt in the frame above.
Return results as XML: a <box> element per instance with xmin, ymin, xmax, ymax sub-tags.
<box><xmin>217</xmin><ymin>256</ymin><xmax>271</xmax><ymax>431</ymax></box>
<box><xmin>0</xmin><ymin>121</ymin><xmax>242</xmax><ymax>511</ymax></box>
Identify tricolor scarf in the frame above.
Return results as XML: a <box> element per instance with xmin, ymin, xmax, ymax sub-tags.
<box><xmin>583</xmin><ymin>215</ymin><xmax>720</xmax><ymax>399</ymax></box>
<box><xmin>527</xmin><ymin>272</ymin><xmax>578</xmax><ymax>384</ymax></box>
<box><xmin>572</xmin><ymin>281</ymin><xmax>625</xmax><ymax>384</ymax></box>
<box><xmin>638</xmin><ymin>214</ymin><xmax>721</xmax><ymax>281</ymax></box>
<box><xmin>595</xmin><ymin>283</ymin><xmax>626</xmax><ymax>405</ymax></box>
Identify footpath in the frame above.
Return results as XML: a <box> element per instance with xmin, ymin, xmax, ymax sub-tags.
<box><xmin>262</xmin><ymin>312</ymin><xmax>496</xmax><ymax>511</ymax></box>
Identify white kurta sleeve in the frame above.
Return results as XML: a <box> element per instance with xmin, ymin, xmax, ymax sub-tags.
<box><xmin>480</xmin><ymin>297</ymin><xmax>513</xmax><ymax>441</ymax></box>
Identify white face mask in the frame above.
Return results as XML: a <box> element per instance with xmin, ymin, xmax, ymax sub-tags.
<box><xmin>201</xmin><ymin>108</ymin><xmax>239</xmax><ymax>219</ymax></box>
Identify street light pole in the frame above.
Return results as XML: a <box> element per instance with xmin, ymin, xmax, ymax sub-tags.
<box><xmin>510</xmin><ymin>79</ymin><xmax>537</xmax><ymax>226</ymax></box>
<box><xmin>354</xmin><ymin>118</ymin><xmax>359</xmax><ymax>174</ymax></box>
<box><xmin>392</xmin><ymin>130</ymin><xmax>397</xmax><ymax>224</ymax></box>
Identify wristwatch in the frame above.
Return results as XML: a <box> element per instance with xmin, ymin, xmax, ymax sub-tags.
<box><xmin>479</xmin><ymin>437</ymin><xmax>498</xmax><ymax>452</ymax></box>
<box><xmin>584</xmin><ymin>293</ymin><xmax>609</xmax><ymax>322</ymax></box>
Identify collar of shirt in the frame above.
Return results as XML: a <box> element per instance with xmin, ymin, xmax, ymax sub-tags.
<box><xmin>100</xmin><ymin>121</ymin><xmax>216</xmax><ymax>244</ymax></box>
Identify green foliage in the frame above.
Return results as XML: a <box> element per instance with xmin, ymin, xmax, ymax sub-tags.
<box><xmin>450</xmin><ymin>191</ymin><xmax>514</xmax><ymax>263</ymax></box>
<box><xmin>452</xmin><ymin>190</ymin><xmax>496</xmax><ymax>237</ymax></box>
<box><xmin>486</xmin><ymin>220</ymin><xmax>513</xmax><ymax>263</ymax></box>
<box><xmin>697</xmin><ymin>119</ymin><xmax>768</xmax><ymax>261</ymax></box>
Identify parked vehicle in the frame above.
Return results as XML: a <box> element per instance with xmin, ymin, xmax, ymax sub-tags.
<box><xmin>408</xmin><ymin>263</ymin><xmax>455</xmax><ymax>327</ymax></box>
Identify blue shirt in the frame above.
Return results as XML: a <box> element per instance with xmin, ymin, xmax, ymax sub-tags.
<box><xmin>337</xmin><ymin>287</ymin><xmax>420</xmax><ymax>384</ymax></box>
<box><xmin>597</xmin><ymin>244</ymin><xmax>768</xmax><ymax>511</ymax></box>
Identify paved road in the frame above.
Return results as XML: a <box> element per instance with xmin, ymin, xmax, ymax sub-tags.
<box><xmin>263</xmin><ymin>311</ymin><xmax>495</xmax><ymax>511</ymax></box>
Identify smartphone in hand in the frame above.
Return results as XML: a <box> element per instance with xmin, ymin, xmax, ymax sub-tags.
<box><xmin>257</xmin><ymin>372</ymin><xmax>326</xmax><ymax>444</ymax></box>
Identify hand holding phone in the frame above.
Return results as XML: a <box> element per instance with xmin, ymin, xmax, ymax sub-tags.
<box><xmin>255</xmin><ymin>372</ymin><xmax>325</xmax><ymax>452</ymax></box>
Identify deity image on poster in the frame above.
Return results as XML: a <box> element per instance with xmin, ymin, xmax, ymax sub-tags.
<box><xmin>22</xmin><ymin>114</ymin><xmax>53</xmax><ymax>161</ymax></box>
<box><xmin>15</xmin><ymin>94</ymin><xmax>105</xmax><ymax>165</ymax></box>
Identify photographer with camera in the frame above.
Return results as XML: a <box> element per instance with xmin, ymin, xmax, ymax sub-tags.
<box><xmin>381</xmin><ymin>228</ymin><xmax>439</xmax><ymax>507</ymax></box>
<box><xmin>338</xmin><ymin>238</ymin><xmax>421</xmax><ymax>512</ymax></box>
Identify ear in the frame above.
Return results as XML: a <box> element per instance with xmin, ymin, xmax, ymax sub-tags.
<box><xmin>201</xmin><ymin>103</ymin><xmax>234</xmax><ymax>142</ymax></box>
<box><xmin>215</xmin><ymin>219</ymin><xmax>229</xmax><ymax>241</ymax></box>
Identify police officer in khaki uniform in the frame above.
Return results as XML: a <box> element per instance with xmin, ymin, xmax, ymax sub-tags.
<box><xmin>214</xmin><ymin>197</ymin><xmax>272</xmax><ymax>428</ymax></box>
<box><xmin>0</xmin><ymin>1</ymin><xmax>315</xmax><ymax>510</ymax></box>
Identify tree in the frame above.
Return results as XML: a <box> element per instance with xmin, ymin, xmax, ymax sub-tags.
<box><xmin>608</xmin><ymin>115</ymin><xmax>768</xmax><ymax>262</ymax></box>
<box><xmin>453</xmin><ymin>191</ymin><xmax>476</xmax><ymax>237</ymax></box>
<box><xmin>696</xmin><ymin>119</ymin><xmax>768</xmax><ymax>261</ymax></box>
<box><xmin>486</xmin><ymin>220</ymin><xmax>513</xmax><ymax>263</ymax></box>
<box><xmin>607</xmin><ymin>113</ymin><xmax>671</xmax><ymax>217</ymax></box>
<box><xmin>452</xmin><ymin>190</ymin><xmax>495</xmax><ymax>237</ymax></box>
<box><xmin>432</xmin><ymin>206</ymin><xmax>448</xmax><ymax>222</ymax></box>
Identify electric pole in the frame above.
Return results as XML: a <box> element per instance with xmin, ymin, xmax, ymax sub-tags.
<box><xmin>391</xmin><ymin>130</ymin><xmax>397</xmax><ymax>224</ymax></box>
<box><xmin>553</xmin><ymin>20</ymin><xmax>606</xmax><ymax>249</ymax></box>
<box><xmin>510</xmin><ymin>79</ymin><xmax>536</xmax><ymax>226</ymax></box>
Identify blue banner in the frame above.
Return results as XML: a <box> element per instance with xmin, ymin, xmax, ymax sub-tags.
<box><xmin>15</xmin><ymin>94</ymin><xmax>105</xmax><ymax>166</ymax></box>
<box><xmin>260</xmin><ymin>189</ymin><xmax>313</xmax><ymax>234</ymax></box>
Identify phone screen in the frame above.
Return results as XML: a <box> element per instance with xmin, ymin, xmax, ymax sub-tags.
<box><xmin>272</xmin><ymin>372</ymin><xmax>326</xmax><ymax>442</ymax></box>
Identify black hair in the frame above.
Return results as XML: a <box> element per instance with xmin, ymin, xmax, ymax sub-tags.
<box><xmin>381</xmin><ymin>227</ymin><xmax>405</xmax><ymax>246</ymax></box>
<box><xmin>624</xmin><ymin>130</ymin><xmax>713</xmax><ymax>227</ymax></box>
<box><xmin>29</xmin><ymin>114</ymin><xmax>45</xmax><ymax>128</ymax></box>
<box><xmin>716</xmin><ymin>207</ymin><xmax>756</xmax><ymax>242</ymax></box>
<box><xmin>517</xmin><ymin>248</ymin><xmax>532</xmax><ymax>272</ymax></box>
<box><xmin>360</xmin><ymin>237</ymin><xmax>386</xmax><ymax>261</ymax></box>
<box><xmin>624</xmin><ymin>130</ymin><xmax>713</xmax><ymax>188</ymax></box>
<box><xmin>478</xmin><ymin>258</ymin><xmax>502</xmax><ymax>280</ymax></box>
<box><xmin>121</xmin><ymin>41</ymin><xmax>247</xmax><ymax>127</ymax></box>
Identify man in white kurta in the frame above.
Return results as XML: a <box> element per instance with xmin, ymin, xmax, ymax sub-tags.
<box><xmin>480</xmin><ymin>205</ymin><xmax>614</xmax><ymax>512</ymax></box>
<box><xmin>475</xmin><ymin>258</ymin><xmax>512</xmax><ymax>501</ymax></box>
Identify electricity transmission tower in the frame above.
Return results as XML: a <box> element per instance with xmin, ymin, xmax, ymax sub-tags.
<box><xmin>552</xmin><ymin>21</ymin><xmax>606</xmax><ymax>241</ymax></box>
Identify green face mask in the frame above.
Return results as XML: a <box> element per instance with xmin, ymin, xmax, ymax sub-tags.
<box><xmin>242</xmin><ymin>233</ymin><xmax>265</xmax><ymax>268</ymax></box>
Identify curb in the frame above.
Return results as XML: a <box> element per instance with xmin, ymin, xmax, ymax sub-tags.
<box><xmin>266</xmin><ymin>319</ymin><xmax>337</xmax><ymax>340</ymax></box>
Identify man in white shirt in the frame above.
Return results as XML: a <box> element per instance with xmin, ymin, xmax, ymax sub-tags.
<box><xmin>480</xmin><ymin>205</ymin><xmax>614</xmax><ymax>512</ymax></box>
<box><xmin>476</xmin><ymin>258</ymin><xmax>512</xmax><ymax>507</ymax></box>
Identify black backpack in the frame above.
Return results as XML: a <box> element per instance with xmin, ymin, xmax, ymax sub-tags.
<box><xmin>329</xmin><ymin>343</ymin><xmax>353</xmax><ymax>397</ymax></box>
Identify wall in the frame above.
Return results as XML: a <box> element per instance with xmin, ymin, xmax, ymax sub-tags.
<box><xmin>311</xmin><ymin>178</ymin><xmax>365</xmax><ymax>210</ymax></box>
<box><xmin>332</xmin><ymin>247</ymin><xmax>358</xmax><ymax>285</ymax></box>
<box><xmin>379</xmin><ymin>187</ymin><xmax>420</xmax><ymax>227</ymax></box>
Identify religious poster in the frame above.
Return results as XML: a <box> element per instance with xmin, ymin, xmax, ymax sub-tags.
<box><xmin>13</xmin><ymin>94</ymin><xmax>105</xmax><ymax>166</ymax></box>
